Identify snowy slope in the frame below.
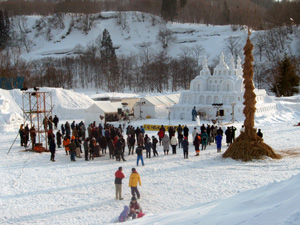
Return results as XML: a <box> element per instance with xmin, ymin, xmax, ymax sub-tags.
<box><xmin>14</xmin><ymin>12</ymin><xmax>250</xmax><ymax>62</ymax></box>
<box><xmin>14</xmin><ymin>12</ymin><xmax>299</xmax><ymax>65</ymax></box>
<box><xmin>127</xmin><ymin>173</ymin><xmax>300</xmax><ymax>225</ymax></box>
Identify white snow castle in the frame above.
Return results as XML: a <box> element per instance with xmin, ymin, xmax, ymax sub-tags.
<box><xmin>171</xmin><ymin>53</ymin><xmax>277</xmax><ymax>121</ymax></box>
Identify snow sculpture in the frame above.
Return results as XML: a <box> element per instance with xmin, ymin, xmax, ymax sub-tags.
<box><xmin>171</xmin><ymin>53</ymin><xmax>277</xmax><ymax>121</ymax></box>
<box><xmin>0</xmin><ymin>99</ymin><xmax>10</xmax><ymax>113</ymax></box>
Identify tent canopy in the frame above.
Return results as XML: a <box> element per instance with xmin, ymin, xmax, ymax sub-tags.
<box><xmin>134</xmin><ymin>94</ymin><xmax>180</xmax><ymax>119</ymax></box>
<box><xmin>84</xmin><ymin>101</ymin><xmax>122</xmax><ymax>125</ymax></box>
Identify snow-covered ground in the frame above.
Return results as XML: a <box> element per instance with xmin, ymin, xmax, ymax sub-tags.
<box><xmin>1</xmin><ymin>88</ymin><xmax>300</xmax><ymax>224</ymax></box>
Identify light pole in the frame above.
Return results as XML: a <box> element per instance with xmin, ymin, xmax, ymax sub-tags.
<box><xmin>166</xmin><ymin>107</ymin><xmax>172</xmax><ymax>125</ymax></box>
<box><xmin>229</xmin><ymin>102</ymin><xmax>238</xmax><ymax>123</ymax></box>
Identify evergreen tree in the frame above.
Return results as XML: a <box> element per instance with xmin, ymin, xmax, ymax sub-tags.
<box><xmin>100</xmin><ymin>29</ymin><xmax>120</xmax><ymax>91</ymax></box>
<box><xmin>271</xmin><ymin>54</ymin><xmax>300</xmax><ymax>97</ymax></box>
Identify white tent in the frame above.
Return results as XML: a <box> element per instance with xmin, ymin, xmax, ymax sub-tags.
<box><xmin>133</xmin><ymin>93</ymin><xmax>180</xmax><ymax>119</ymax></box>
<box><xmin>84</xmin><ymin>101</ymin><xmax>122</xmax><ymax>126</ymax></box>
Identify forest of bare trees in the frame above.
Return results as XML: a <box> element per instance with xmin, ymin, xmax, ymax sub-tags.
<box><xmin>0</xmin><ymin>34</ymin><xmax>199</xmax><ymax>93</ymax></box>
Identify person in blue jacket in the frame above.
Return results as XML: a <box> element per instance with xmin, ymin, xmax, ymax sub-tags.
<box><xmin>215</xmin><ymin>133</ymin><xmax>223</xmax><ymax>153</ymax></box>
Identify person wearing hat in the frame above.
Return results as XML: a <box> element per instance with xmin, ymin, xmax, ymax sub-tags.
<box><xmin>129</xmin><ymin>168</ymin><xmax>141</xmax><ymax>199</ymax></box>
<box><xmin>181</xmin><ymin>136</ymin><xmax>189</xmax><ymax>159</ymax></box>
<box><xmin>128</xmin><ymin>196</ymin><xmax>142</xmax><ymax>219</ymax></box>
<box><xmin>115</xmin><ymin>167</ymin><xmax>125</xmax><ymax>200</ymax></box>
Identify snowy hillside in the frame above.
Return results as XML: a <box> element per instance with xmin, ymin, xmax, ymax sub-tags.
<box><xmin>13</xmin><ymin>12</ymin><xmax>299</xmax><ymax>63</ymax></box>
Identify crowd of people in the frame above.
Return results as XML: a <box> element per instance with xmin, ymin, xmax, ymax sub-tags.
<box><xmin>18</xmin><ymin>116</ymin><xmax>265</xmax><ymax>222</ymax></box>
<box><xmin>19</xmin><ymin>115</ymin><xmax>265</xmax><ymax>164</ymax></box>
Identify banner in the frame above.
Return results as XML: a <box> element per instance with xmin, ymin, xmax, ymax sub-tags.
<box><xmin>143</xmin><ymin>124</ymin><xmax>183</xmax><ymax>131</ymax></box>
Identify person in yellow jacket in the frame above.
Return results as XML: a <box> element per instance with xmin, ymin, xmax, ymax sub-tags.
<box><xmin>129</xmin><ymin>168</ymin><xmax>141</xmax><ymax>199</ymax></box>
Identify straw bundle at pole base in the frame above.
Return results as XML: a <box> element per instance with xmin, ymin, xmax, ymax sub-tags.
<box><xmin>222</xmin><ymin>131</ymin><xmax>281</xmax><ymax>161</ymax></box>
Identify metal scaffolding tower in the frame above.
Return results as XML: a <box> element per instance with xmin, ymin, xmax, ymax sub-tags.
<box><xmin>22</xmin><ymin>90</ymin><xmax>53</xmax><ymax>151</ymax></box>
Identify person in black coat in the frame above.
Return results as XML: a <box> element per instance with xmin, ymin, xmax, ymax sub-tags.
<box><xmin>152</xmin><ymin>136</ymin><xmax>158</xmax><ymax>156</ymax></box>
<box><xmin>19</xmin><ymin>124</ymin><xmax>25</xmax><ymax>147</ymax></box>
<box><xmin>145</xmin><ymin>137</ymin><xmax>152</xmax><ymax>158</ymax></box>
<box><xmin>257</xmin><ymin>129</ymin><xmax>263</xmax><ymax>138</ymax></box>
<box><xmin>128</xmin><ymin>134</ymin><xmax>136</xmax><ymax>155</ymax></box>
<box><xmin>135</xmin><ymin>127</ymin><xmax>141</xmax><ymax>141</ymax></box>
<box><xmin>168</xmin><ymin>126</ymin><xmax>175</xmax><ymax>140</ymax></box>
<box><xmin>115</xmin><ymin>138</ymin><xmax>126</xmax><ymax>161</ymax></box>
<box><xmin>53</xmin><ymin>115</ymin><xmax>59</xmax><ymax>129</ymax></box>
<box><xmin>183</xmin><ymin>125</ymin><xmax>189</xmax><ymax>138</ymax></box>
<box><xmin>61</xmin><ymin>124</ymin><xmax>65</xmax><ymax>136</ymax></box>
<box><xmin>56</xmin><ymin>130</ymin><xmax>62</xmax><ymax>148</ymax></box>
<box><xmin>225</xmin><ymin>127</ymin><xmax>232</xmax><ymax>146</ymax></box>
<box><xmin>83</xmin><ymin>138</ymin><xmax>90</xmax><ymax>161</ymax></box>
<box><xmin>100</xmin><ymin>136</ymin><xmax>107</xmax><ymax>154</ymax></box>
<box><xmin>217</xmin><ymin>127</ymin><xmax>223</xmax><ymax>136</ymax></box>
<box><xmin>177</xmin><ymin>124</ymin><xmax>183</xmax><ymax>136</ymax></box>
<box><xmin>181</xmin><ymin>136</ymin><xmax>189</xmax><ymax>159</ymax></box>
<box><xmin>49</xmin><ymin>139</ymin><xmax>56</xmax><ymax>162</ymax></box>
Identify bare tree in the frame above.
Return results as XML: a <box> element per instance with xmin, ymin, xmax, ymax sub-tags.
<box><xmin>157</xmin><ymin>27</ymin><xmax>176</xmax><ymax>49</ymax></box>
<box><xmin>115</xmin><ymin>12</ymin><xmax>129</xmax><ymax>32</ymax></box>
<box><xmin>16</xmin><ymin>16</ymin><xmax>33</xmax><ymax>53</ymax></box>
<box><xmin>253</xmin><ymin>63</ymin><xmax>268</xmax><ymax>90</ymax></box>
<box><xmin>224</xmin><ymin>36</ymin><xmax>242</xmax><ymax>58</ymax></box>
<box><xmin>253</xmin><ymin>32</ymin><xmax>266</xmax><ymax>62</ymax></box>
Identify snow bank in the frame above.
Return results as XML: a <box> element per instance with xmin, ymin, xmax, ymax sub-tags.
<box><xmin>127</xmin><ymin>173</ymin><xmax>300</xmax><ymax>225</ymax></box>
<box><xmin>0</xmin><ymin>88</ymin><xmax>95</xmax><ymax>131</ymax></box>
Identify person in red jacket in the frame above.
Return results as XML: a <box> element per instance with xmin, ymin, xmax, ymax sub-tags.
<box><xmin>115</xmin><ymin>166</ymin><xmax>125</xmax><ymax>200</ymax></box>
<box><xmin>157</xmin><ymin>128</ymin><xmax>165</xmax><ymax>145</ymax></box>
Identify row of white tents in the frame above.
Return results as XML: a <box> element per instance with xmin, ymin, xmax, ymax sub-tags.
<box><xmin>0</xmin><ymin>88</ymin><xmax>181</xmax><ymax>131</ymax></box>
<box><xmin>84</xmin><ymin>93</ymin><xmax>180</xmax><ymax>125</ymax></box>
